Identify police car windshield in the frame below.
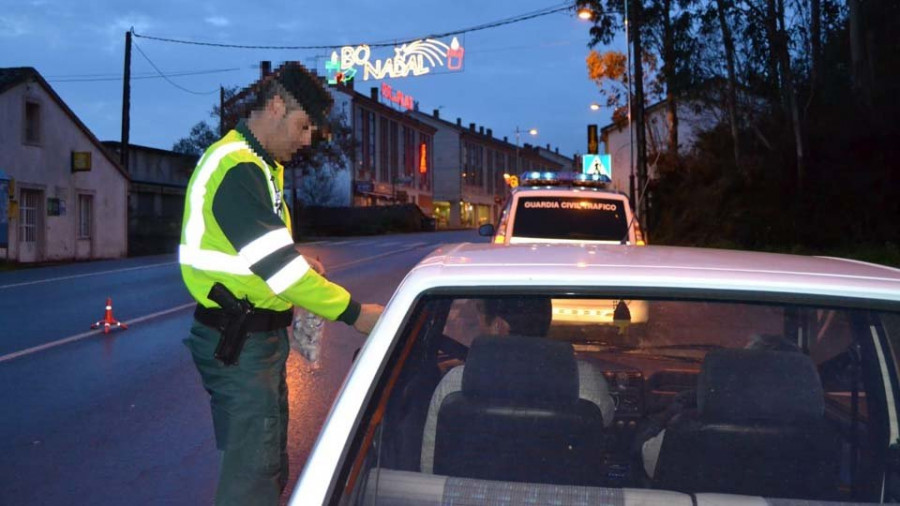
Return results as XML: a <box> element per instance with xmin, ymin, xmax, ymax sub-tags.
<box><xmin>512</xmin><ymin>196</ymin><xmax>627</xmax><ymax>242</ymax></box>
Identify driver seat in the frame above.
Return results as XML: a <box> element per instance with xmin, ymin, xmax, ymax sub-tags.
<box><xmin>427</xmin><ymin>336</ymin><xmax>610</xmax><ymax>485</ymax></box>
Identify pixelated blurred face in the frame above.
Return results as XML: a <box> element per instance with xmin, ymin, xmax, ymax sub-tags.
<box><xmin>266</xmin><ymin>92</ymin><xmax>316</xmax><ymax>162</ymax></box>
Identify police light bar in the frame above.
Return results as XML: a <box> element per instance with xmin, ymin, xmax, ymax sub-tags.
<box><xmin>572</xmin><ymin>173</ymin><xmax>611</xmax><ymax>187</ymax></box>
<box><xmin>519</xmin><ymin>171</ymin><xmax>611</xmax><ymax>188</ymax></box>
<box><xmin>521</xmin><ymin>171</ymin><xmax>562</xmax><ymax>186</ymax></box>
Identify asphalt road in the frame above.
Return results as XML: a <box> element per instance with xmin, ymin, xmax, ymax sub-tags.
<box><xmin>0</xmin><ymin>230</ymin><xmax>482</xmax><ymax>506</ymax></box>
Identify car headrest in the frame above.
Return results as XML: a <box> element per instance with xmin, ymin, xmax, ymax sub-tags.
<box><xmin>462</xmin><ymin>336</ymin><xmax>579</xmax><ymax>403</ymax></box>
<box><xmin>697</xmin><ymin>349</ymin><xmax>825</xmax><ymax>423</ymax></box>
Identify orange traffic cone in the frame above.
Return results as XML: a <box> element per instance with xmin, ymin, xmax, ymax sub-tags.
<box><xmin>90</xmin><ymin>297</ymin><xmax>128</xmax><ymax>334</ymax></box>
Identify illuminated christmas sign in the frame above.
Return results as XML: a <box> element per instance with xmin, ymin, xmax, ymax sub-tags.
<box><xmin>381</xmin><ymin>82</ymin><xmax>414</xmax><ymax>110</ymax></box>
<box><xmin>327</xmin><ymin>36</ymin><xmax>465</xmax><ymax>83</ymax></box>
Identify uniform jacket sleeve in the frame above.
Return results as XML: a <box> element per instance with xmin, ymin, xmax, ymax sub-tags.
<box><xmin>212</xmin><ymin>162</ymin><xmax>360</xmax><ymax>323</ymax></box>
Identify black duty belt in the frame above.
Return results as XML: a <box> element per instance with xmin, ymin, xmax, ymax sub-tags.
<box><xmin>194</xmin><ymin>305</ymin><xmax>292</xmax><ymax>333</ymax></box>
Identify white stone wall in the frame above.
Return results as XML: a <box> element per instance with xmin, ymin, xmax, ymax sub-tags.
<box><xmin>0</xmin><ymin>78</ymin><xmax>128</xmax><ymax>262</ymax></box>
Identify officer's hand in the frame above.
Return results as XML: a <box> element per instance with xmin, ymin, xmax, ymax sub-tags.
<box><xmin>305</xmin><ymin>256</ymin><xmax>326</xmax><ymax>276</ymax></box>
<box><xmin>353</xmin><ymin>304</ymin><xmax>384</xmax><ymax>335</ymax></box>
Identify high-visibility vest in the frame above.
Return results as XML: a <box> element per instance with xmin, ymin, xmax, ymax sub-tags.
<box><xmin>178</xmin><ymin>129</ymin><xmax>348</xmax><ymax>317</ymax></box>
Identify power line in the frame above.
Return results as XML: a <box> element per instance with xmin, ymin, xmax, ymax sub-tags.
<box><xmin>364</xmin><ymin>2</ymin><xmax>571</xmax><ymax>46</ymax></box>
<box><xmin>132</xmin><ymin>2</ymin><xmax>573</xmax><ymax>50</ymax></box>
<box><xmin>131</xmin><ymin>39</ymin><xmax>220</xmax><ymax>95</ymax></box>
<box><xmin>48</xmin><ymin>67</ymin><xmax>241</xmax><ymax>83</ymax></box>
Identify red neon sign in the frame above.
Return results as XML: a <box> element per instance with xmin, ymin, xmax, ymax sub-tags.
<box><xmin>380</xmin><ymin>82</ymin><xmax>414</xmax><ymax>110</ymax></box>
<box><xmin>419</xmin><ymin>143</ymin><xmax>428</xmax><ymax>174</ymax></box>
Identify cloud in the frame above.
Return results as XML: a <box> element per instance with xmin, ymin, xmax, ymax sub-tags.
<box><xmin>0</xmin><ymin>16</ymin><xmax>31</xmax><ymax>37</ymax></box>
<box><xmin>97</xmin><ymin>14</ymin><xmax>153</xmax><ymax>53</ymax></box>
<box><xmin>205</xmin><ymin>16</ymin><xmax>230</xmax><ymax>27</ymax></box>
<box><xmin>275</xmin><ymin>20</ymin><xmax>301</xmax><ymax>32</ymax></box>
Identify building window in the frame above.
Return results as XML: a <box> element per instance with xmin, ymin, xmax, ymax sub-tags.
<box><xmin>487</xmin><ymin>149</ymin><xmax>494</xmax><ymax>193</ymax></box>
<box><xmin>78</xmin><ymin>194</ymin><xmax>93</xmax><ymax>239</ymax></box>
<box><xmin>402</xmin><ymin>126</ymin><xmax>415</xmax><ymax>179</ymax></box>
<box><xmin>24</xmin><ymin>100</ymin><xmax>41</xmax><ymax>145</ymax></box>
<box><xmin>464</xmin><ymin>143</ymin><xmax>484</xmax><ymax>188</ymax></box>
<box><xmin>379</xmin><ymin>117</ymin><xmax>389</xmax><ymax>182</ymax></box>
<box><xmin>495</xmin><ymin>151</ymin><xmax>507</xmax><ymax>192</ymax></box>
<box><xmin>368</xmin><ymin>110</ymin><xmax>376</xmax><ymax>177</ymax></box>
<box><xmin>389</xmin><ymin>121</ymin><xmax>399</xmax><ymax>183</ymax></box>
<box><xmin>355</xmin><ymin>107</ymin><xmax>364</xmax><ymax>177</ymax></box>
<box><xmin>359</xmin><ymin>108</ymin><xmax>377</xmax><ymax>180</ymax></box>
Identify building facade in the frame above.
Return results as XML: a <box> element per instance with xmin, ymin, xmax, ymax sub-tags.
<box><xmin>411</xmin><ymin>110</ymin><xmax>569</xmax><ymax>228</ymax></box>
<box><xmin>0</xmin><ymin>67</ymin><xmax>128</xmax><ymax>263</ymax></box>
<box><xmin>344</xmin><ymin>86</ymin><xmax>437</xmax><ymax>214</ymax></box>
<box><xmin>102</xmin><ymin>142</ymin><xmax>196</xmax><ymax>255</ymax></box>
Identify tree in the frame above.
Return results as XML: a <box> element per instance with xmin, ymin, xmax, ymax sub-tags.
<box><xmin>172</xmin><ymin>85</ymin><xmax>240</xmax><ymax>156</ymax></box>
<box><xmin>285</xmin><ymin>107</ymin><xmax>357</xmax><ymax>210</ymax></box>
<box><xmin>586</xmin><ymin>49</ymin><xmax>661</xmax><ymax>130</ymax></box>
<box><xmin>714</xmin><ymin>0</ymin><xmax>742</xmax><ymax>168</ymax></box>
<box><xmin>172</xmin><ymin>121</ymin><xmax>218</xmax><ymax>156</ymax></box>
<box><xmin>642</xmin><ymin>0</ymin><xmax>701</xmax><ymax>156</ymax></box>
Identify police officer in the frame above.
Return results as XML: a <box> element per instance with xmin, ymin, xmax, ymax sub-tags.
<box><xmin>179</xmin><ymin>62</ymin><xmax>382</xmax><ymax>506</ymax></box>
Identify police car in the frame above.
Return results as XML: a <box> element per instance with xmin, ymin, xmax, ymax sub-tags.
<box><xmin>479</xmin><ymin>171</ymin><xmax>645</xmax><ymax>246</ymax></box>
<box><xmin>289</xmin><ymin>243</ymin><xmax>900</xmax><ymax>506</ymax></box>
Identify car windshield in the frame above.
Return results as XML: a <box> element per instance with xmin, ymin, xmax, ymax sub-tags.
<box><xmin>512</xmin><ymin>195</ymin><xmax>629</xmax><ymax>242</ymax></box>
<box><xmin>337</xmin><ymin>293</ymin><xmax>900</xmax><ymax>505</ymax></box>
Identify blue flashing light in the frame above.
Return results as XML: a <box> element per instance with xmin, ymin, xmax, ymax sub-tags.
<box><xmin>542</xmin><ymin>171</ymin><xmax>555</xmax><ymax>180</ymax></box>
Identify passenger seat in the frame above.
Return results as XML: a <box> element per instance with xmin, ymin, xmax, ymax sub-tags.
<box><xmin>653</xmin><ymin>349</ymin><xmax>841</xmax><ymax>499</ymax></box>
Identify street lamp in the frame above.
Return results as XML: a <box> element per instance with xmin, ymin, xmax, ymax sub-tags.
<box><xmin>514</xmin><ymin>126</ymin><xmax>538</xmax><ymax>176</ymax></box>
<box><xmin>576</xmin><ymin>6</ymin><xmax>593</xmax><ymax>20</ymax></box>
<box><xmin>590</xmin><ymin>103</ymin><xmax>601</xmax><ymax>111</ymax></box>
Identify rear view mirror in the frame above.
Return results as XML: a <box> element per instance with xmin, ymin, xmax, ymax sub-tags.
<box><xmin>478</xmin><ymin>224</ymin><xmax>495</xmax><ymax>237</ymax></box>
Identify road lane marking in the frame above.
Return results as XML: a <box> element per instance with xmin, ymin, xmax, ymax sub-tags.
<box><xmin>328</xmin><ymin>243</ymin><xmax>433</xmax><ymax>273</ymax></box>
<box><xmin>0</xmin><ymin>261</ymin><xmax>177</xmax><ymax>290</ymax></box>
<box><xmin>0</xmin><ymin>242</ymin><xmax>434</xmax><ymax>364</ymax></box>
<box><xmin>0</xmin><ymin>302</ymin><xmax>196</xmax><ymax>364</ymax></box>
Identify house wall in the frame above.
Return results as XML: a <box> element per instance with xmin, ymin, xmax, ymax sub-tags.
<box><xmin>0</xmin><ymin>79</ymin><xmax>127</xmax><ymax>262</ymax></box>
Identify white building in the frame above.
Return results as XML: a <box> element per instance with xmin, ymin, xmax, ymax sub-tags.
<box><xmin>0</xmin><ymin>67</ymin><xmax>128</xmax><ymax>263</ymax></box>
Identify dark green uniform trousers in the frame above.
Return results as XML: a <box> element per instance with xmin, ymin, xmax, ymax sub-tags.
<box><xmin>185</xmin><ymin>320</ymin><xmax>290</xmax><ymax>506</ymax></box>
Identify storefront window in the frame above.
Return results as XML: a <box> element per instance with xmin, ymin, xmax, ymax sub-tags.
<box><xmin>476</xmin><ymin>204</ymin><xmax>491</xmax><ymax>226</ymax></box>
<box><xmin>461</xmin><ymin>201</ymin><xmax>475</xmax><ymax>227</ymax></box>
<box><xmin>433</xmin><ymin>201</ymin><xmax>450</xmax><ymax>229</ymax></box>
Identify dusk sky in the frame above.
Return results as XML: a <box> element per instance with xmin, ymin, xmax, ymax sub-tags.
<box><xmin>1</xmin><ymin>0</ymin><xmax>627</xmax><ymax>158</ymax></box>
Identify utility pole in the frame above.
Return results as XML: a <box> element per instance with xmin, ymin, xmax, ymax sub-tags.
<box><xmin>120</xmin><ymin>29</ymin><xmax>132</xmax><ymax>171</ymax></box>
<box><xmin>629</xmin><ymin>0</ymin><xmax>648</xmax><ymax>231</ymax></box>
